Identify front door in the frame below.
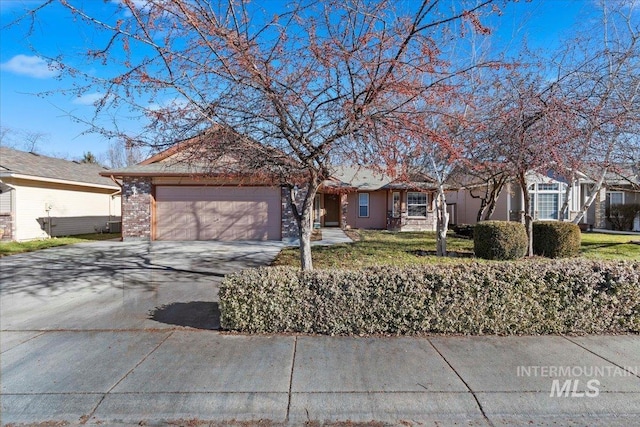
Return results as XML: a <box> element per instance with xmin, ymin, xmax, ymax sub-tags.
<box><xmin>323</xmin><ymin>194</ymin><xmax>340</xmax><ymax>226</ymax></box>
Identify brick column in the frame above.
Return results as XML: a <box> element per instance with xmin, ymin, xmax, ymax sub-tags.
<box><xmin>594</xmin><ymin>188</ymin><xmax>607</xmax><ymax>229</ymax></box>
<box><xmin>281</xmin><ymin>186</ymin><xmax>311</xmax><ymax>241</ymax></box>
<box><xmin>281</xmin><ymin>187</ymin><xmax>299</xmax><ymax>240</ymax></box>
<box><xmin>340</xmin><ymin>193</ymin><xmax>348</xmax><ymax>229</ymax></box>
<box><xmin>122</xmin><ymin>177</ymin><xmax>152</xmax><ymax>241</ymax></box>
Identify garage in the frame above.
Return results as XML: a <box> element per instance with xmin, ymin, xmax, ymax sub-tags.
<box><xmin>155</xmin><ymin>186</ymin><xmax>281</xmax><ymax>241</ymax></box>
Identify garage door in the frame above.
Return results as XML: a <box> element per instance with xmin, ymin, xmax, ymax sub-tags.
<box><xmin>155</xmin><ymin>186</ymin><xmax>281</xmax><ymax>241</ymax></box>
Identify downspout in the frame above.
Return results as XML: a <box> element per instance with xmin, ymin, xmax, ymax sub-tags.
<box><xmin>0</xmin><ymin>179</ymin><xmax>16</xmax><ymax>241</ymax></box>
<box><xmin>107</xmin><ymin>175</ymin><xmax>123</xmax><ymax>227</ymax></box>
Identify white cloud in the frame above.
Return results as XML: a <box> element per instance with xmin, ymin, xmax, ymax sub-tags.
<box><xmin>72</xmin><ymin>92</ymin><xmax>105</xmax><ymax>105</ymax></box>
<box><xmin>1</xmin><ymin>54</ymin><xmax>58</xmax><ymax>79</ymax></box>
<box><xmin>0</xmin><ymin>1</ymin><xmax>41</xmax><ymax>15</ymax></box>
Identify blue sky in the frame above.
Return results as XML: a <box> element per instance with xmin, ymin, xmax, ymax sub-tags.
<box><xmin>0</xmin><ymin>0</ymin><xmax>603</xmax><ymax>163</ymax></box>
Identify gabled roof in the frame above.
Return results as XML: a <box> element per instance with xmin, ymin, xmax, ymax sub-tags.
<box><xmin>102</xmin><ymin>126</ymin><xmax>300</xmax><ymax>179</ymax></box>
<box><xmin>0</xmin><ymin>147</ymin><xmax>118</xmax><ymax>189</ymax></box>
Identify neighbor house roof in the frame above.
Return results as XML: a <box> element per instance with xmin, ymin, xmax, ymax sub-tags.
<box><xmin>0</xmin><ymin>147</ymin><xmax>119</xmax><ymax>189</ymax></box>
<box><xmin>322</xmin><ymin>165</ymin><xmax>440</xmax><ymax>192</ymax></box>
<box><xmin>323</xmin><ymin>165</ymin><xmax>394</xmax><ymax>192</ymax></box>
<box><xmin>579</xmin><ymin>164</ymin><xmax>640</xmax><ymax>187</ymax></box>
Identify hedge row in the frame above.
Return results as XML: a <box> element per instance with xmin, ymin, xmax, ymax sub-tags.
<box><xmin>219</xmin><ymin>260</ymin><xmax>640</xmax><ymax>335</ymax></box>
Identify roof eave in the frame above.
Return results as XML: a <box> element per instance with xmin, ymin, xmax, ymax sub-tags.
<box><xmin>0</xmin><ymin>172</ymin><xmax>119</xmax><ymax>190</ymax></box>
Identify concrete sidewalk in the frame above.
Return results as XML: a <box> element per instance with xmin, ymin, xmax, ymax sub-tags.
<box><xmin>2</xmin><ymin>332</ymin><xmax>639</xmax><ymax>426</ymax></box>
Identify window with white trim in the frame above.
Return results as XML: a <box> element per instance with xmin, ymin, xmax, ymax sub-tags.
<box><xmin>407</xmin><ymin>192</ymin><xmax>428</xmax><ymax>217</ymax></box>
<box><xmin>528</xmin><ymin>182</ymin><xmax>568</xmax><ymax>220</ymax></box>
<box><xmin>358</xmin><ymin>193</ymin><xmax>369</xmax><ymax>217</ymax></box>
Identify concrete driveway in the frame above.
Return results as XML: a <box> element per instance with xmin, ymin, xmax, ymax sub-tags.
<box><xmin>0</xmin><ymin>240</ymin><xmax>284</xmax><ymax>332</ymax></box>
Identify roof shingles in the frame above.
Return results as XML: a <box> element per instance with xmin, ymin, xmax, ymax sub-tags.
<box><xmin>0</xmin><ymin>147</ymin><xmax>118</xmax><ymax>188</ymax></box>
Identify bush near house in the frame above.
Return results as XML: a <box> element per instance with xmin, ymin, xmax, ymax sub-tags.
<box><xmin>473</xmin><ymin>221</ymin><xmax>528</xmax><ymax>260</ymax></box>
<box><xmin>219</xmin><ymin>260</ymin><xmax>640</xmax><ymax>335</ymax></box>
<box><xmin>533</xmin><ymin>221</ymin><xmax>581</xmax><ymax>258</ymax></box>
<box><xmin>451</xmin><ymin>223</ymin><xmax>475</xmax><ymax>239</ymax></box>
<box><xmin>607</xmin><ymin>203</ymin><xmax>640</xmax><ymax>231</ymax></box>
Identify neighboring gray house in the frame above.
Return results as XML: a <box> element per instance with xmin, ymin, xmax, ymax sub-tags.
<box><xmin>586</xmin><ymin>165</ymin><xmax>640</xmax><ymax>231</ymax></box>
<box><xmin>0</xmin><ymin>147</ymin><xmax>121</xmax><ymax>241</ymax></box>
<box><xmin>447</xmin><ymin>167</ymin><xmax>640</xmax><ymax>231</ymax></box>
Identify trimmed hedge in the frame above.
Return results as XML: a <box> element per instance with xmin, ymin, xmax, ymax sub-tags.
<box><xmin>219</xmin><ymin>260</ymin><xmax>640</xmax><ymax>335</ymax></box>
<box><xmin>474</xmin><ymin>221</ymin><xmax>528</xmax><ymax>260</ymax></box>
<box><xmin>533</xmin><ymin>221</ymin><xmax>581</xmax><ymax>258</ymax></box>
<box><xmin>607</xmin><ymin>203</ymin><xmax>640</xmax><ymax>231</ymax></box>
<box><xmin>452</xmin><ymin>223</ymin><xmax>475</xmax><ymax>239</ymax></box>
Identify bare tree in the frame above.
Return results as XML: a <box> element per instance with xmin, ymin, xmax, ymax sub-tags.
<box><xmin>21</xmin><ymin>130</ymin><xmax>49</xmax><ymax>153</ymax></box>
<box><xmin>103</xmin><ymin>139</ymin><xmax>145</xmax><ymax>168</ymax></box>
<box><xmin>552</xmin><ymin>0</ymin><xmax>640</xmax><ymax>223</ymax></box>
<box><xmin>0</xmin><ymin>126</ymin><xmax>16</xmax><ymax>148</ymax></box>
<box><xmin>25</xmin><ymin>0</ymin><xmax>498</xmax><ymax>270</ymax></box>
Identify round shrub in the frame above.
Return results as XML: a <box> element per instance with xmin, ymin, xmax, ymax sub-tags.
<box><xmin>473</xmin><ymin>221</ymin><xmax>528</xmax><ymax>260</ymax></box>
<box><xmin>533</xmin><ymin>221</ymin><xmax>581</xmax><ymax>258</ymax></box>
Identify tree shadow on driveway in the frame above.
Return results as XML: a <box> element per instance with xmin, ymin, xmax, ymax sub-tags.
<box><xmin>149</xmin><ymin>301</ymin><xmax>221</xmax><ymax>330</ymax></box>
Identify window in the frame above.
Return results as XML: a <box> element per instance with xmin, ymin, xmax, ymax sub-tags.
<box><xmin>358</xmin><ymin>193</ymin><xmax>369</xmax><ymax>217</ymax></box>
<box><xmin>537</xmin><ymin>183</ymin><xmax>559</xmax><ymax>191</ymax></box>
<box><xmin>606</xmin><ymin>192</ymin><xmax>624</xmax><ymax>208</ymax></box>
<box><xmin>529</xmin><ymin>182</ymin><xmax>568</xmax><ymax>220</ymax></box>
<box><xmin>537</xmin><ymin>193</ymin><xmax>559</xmax><ymax>220</ymax></box>
<box><xmin>313</xmin><ymin>194</ymin><xmax>321</xmax><ymax>226</ymax></box>
<box><xmin>392</xmin><ymin>192</ymin><xmax>400</xmax><ymax>217</ymax></box>
<box><xmin>407</xmin><ymin>192</ymin><xmax>427</xmax><ymax>217</ymax></box>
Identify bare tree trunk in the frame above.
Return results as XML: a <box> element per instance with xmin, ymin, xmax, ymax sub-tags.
<box><xmin>559</xmin><ymin>174</ymin><xmax>575</xmax><ymax>221</ymax></box>
<box><xmin>482</xmin><ymin>178</ymin><xmax>506</xmax><ymax>221</ymax></box>
<box><xmin>572</xmin><ymin>168</ymin><xmax>608</xmax><ymax>224</ymax></box>
<box><xmin>472</xmin><ymin>176</ymin><xmax>507</xmax><ymax>222</ymax></box>
<box><xmin>290</xmin><ymin>179</ymin><xmax>321</xmax><ymax>271</ymax></box>
<box><xmin>518</xmin><ymin>173</ymin><xmax>534</xmax><ymax>256</ymax></box>
<box><xmin>474</xmin><ymin>184</ymin><xmax>490</xmax><ymax>223</ymax></box>
<box><xmin>298</xmin><ymin>208</ymin><xmax>314</xmax><ymax>271</ymax></box>
<box><xmin>435</xmin><ymin>185</ymin><xmax>449</xmax><ymax>257</ymax></box>
<box><xmin>483</xmin><ymin>197</ymin><xmax>498</xmax><ymax>221</ymax></box>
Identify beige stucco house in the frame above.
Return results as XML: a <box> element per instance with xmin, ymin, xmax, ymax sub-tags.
<box><xmin>0</xmin><ymin>147</ymin><xmax>121</xmax><ymax>241</ymax></box>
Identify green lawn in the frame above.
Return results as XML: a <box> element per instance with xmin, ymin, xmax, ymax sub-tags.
<box><xmin>0</xmin><ymin>233</ymin><xmax>120</xmax><ymax>257</ymax></box>
<box><xmin>580</xmin><ymin>232</ymin><xmax>640</xmax><ymax>260</ymax></box>
<box><xmin>273</xmin><ymin>230</ymin><xmax>640</xmax><ymax>269</ymax></box>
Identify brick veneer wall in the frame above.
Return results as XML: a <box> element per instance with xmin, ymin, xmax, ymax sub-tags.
<box><xmin>122</xmin><ymin>177</ymin><xmax>152</xmax><ymax>241</ymax></box>
<box><xmin>0</xmin><ymin>214</ymin><xmax>12</xmax><ymax>241</ymax></box>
